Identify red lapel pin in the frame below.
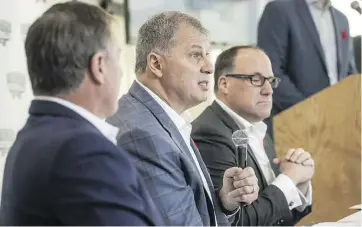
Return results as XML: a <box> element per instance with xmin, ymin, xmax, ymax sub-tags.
<box><xmin>341</xmin><ymin>30</ymin><xmax>347</xmax><ymax>40</ymax></box>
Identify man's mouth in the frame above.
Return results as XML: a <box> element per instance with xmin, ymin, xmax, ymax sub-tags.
<box><xmin>198</xmin><ymin>81</ymin><xmax>209</xmax><ymax>90</ymax></box>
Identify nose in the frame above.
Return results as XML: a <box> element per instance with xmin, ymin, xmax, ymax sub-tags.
<box><xmin>261</xmin><ymin>79</ymin><xmax>273</xmax><ymax>96</ymax></box>
<box><xmin>200</xmin><ymin>55</ymin><xmax>214</xmax><ymax>75</ymax></box>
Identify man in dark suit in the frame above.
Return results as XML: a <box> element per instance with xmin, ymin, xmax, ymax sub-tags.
<box><xmin>107</xmin><ymin>12</ymin><xmax>259</xmax><ymax>226</ymax></box>
<box><xmin>258</xmin><ymin>0</ymin><xmax>358</xmax><ymax>137</ymax></box>
<box><xmin>353</xmin><ymin>35</ymin><xmax>361</xmax><ymax>73</ymax></box>
<box><xmin>192</xmin><ymin>46</ymin><xmax>314</xmax><ymax>226</ymax></box>
<box><xmin>0</xmin><ymin>2</ymin><xmax>163</xmax><ymax>225</ymax></box>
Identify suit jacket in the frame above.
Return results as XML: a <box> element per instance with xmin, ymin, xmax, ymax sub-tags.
<box><xmin>191</xmin><ymin>101</ymin><xmax>312</xmax><ymax>226</ymax></box>
<box><xmin>107</xmin><ymin>81</ymin><xmax>232</xmax><ymax>226</ymax></box>
<box><xmin>258</xmin><ymin>0</ymin><xmax>358</xmax><ymax>114</ymax></box>
<box><xmin>0</xmin><ymin>100</ymin><xmax>163</xmax><ymax>226</ymax></box>
<box><xmin>353</xmin><ymin>36</ymin><xmax>361</xmax><ymax>73</ymax></box>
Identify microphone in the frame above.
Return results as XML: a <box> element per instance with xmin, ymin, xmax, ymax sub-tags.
<box><xmin>231</xmin><ymin>129</ymin><xmax>249</xmax><ymax>168</ymax></box>
<box><xmin>231</xmin><ymin>129</ymin><xmax>250</xmax><ymax>227</ymax></box>
<box><xmin>351</xmin><ymin>1</ymin><xmax>362</xmax><ymax>14</ymax></box>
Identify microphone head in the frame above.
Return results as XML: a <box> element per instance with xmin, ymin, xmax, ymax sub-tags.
<box><xmin>231</xmin><ymin>129</ymin><xmax>249</xmax><ymax>147</ymax></box>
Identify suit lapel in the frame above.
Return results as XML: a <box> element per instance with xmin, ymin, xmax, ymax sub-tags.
<box><xmin>190</xmin><ymin>139</ymin><xmax>217</xmax><ymax>225</ymax></box>
<box><xmin>210</xmin><ymin>101</ymin><xmax>269</xmax><ymax>187</ymax></box>
<box><xmin>330</xmin><ymin>7</ymin><xmax>342</xmax><ymax>78</ymax></box>
<box><xmin>129</xmin><ymin>82</ymin><xmax>217</xmax><ymax>216</ymax></box>
<box><xmin>263</xmin><ymin>135</ymin><xmax>280</xmax><ymax>176</ymax></box>
<box><xmin>128</xmin><ymin>81</ymin><xmax>196</xmax><ymax>164</ymax></box>
<box><xmin>296</xmin><ymin>0</ymin><xmax>327</xmax><ymax>71</ymax></box>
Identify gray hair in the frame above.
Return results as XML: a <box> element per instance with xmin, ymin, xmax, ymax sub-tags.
<box><xmin>135</xmin><ymin>11</ymin><xmax>208</xmax><ymax>76</ymax></box>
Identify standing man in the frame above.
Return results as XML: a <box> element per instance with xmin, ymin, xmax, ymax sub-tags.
<box><xmin>353</xmin><ymin>35</ymin><xmax>361</xmax><ymax>73</ymax></box>
<box><xmin>258</xmin><ymin>0</ymin><xmax>358</xmax><ymax>137</ymax></box>
<box><xmin>0</xmin><ymin>2</ymin><xmax>163</xmax><ymax>225</ymax></box>
<box><xmin>192</xmin><ymin>46</ymin><xmax>313</xmax><ymax>226</ymax></box>
<box><xmin>107</xmin><ymin>11</ymin><xmax>259</xmax><ymax>226</ymax></box>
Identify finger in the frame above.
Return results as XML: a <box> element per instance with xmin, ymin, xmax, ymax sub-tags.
<box><xmin>285</xmin><ymin>149</ymin><xmax>295</xmax><ymax>160</ymax></box>
<box><xmin>224</xmin><ymin>167</ymin><xmax>243</xmax><ymax>179</ymax></box>
<box><xmin>273</xmin><ymin>158</ymin><xmax>280</xmax><ymax>165</ymax></box>
<box><xmin>233</xmin><ymin>167</ymin><xmax>255</xmax><ymax>181</ymax></box>
<box><xmin>295</xmin><ymin>152</ymin><xmax>311</xmax><ymax>164</ymax></box>
<box><xmin>233</xmin><ymin>192</ymin><xmax>259</xmax><ymax>204</ymax></box>
<box><xmin>233</xmin><ymin>185</ymin><xmax>254</xmax><ymax>194</ymax></box>
<box><xmin>233</xmin><ymin>176</ymin><xmax>258</xmax><ymax>188</ymax></box>
<box><xmin>289</xmin><ymin>148</ymin><xmax>304</xmax><ymax>162</ymax></box>
<box><xmin>302</xmin><ymin>159</ymin><xmax>315</xmax><ymax>167</ymax></box>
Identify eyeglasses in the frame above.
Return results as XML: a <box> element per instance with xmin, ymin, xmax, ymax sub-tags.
<box><xmin>225</xmin><ymin>73</ymin><xmax>281</xmax><ymax>88</ymax></box>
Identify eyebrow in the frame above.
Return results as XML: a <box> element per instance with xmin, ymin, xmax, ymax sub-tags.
<box><xmin>189</xmin><ymin>44</ymin><xmax>211</xmax><ymax>53</ymax></box>
<box><xmin>254</xmin><ymin>72</ymin><xmax>273</xmax><ymax>78</ymax></box>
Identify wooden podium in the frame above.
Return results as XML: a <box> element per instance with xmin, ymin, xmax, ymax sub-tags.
<box><xmin>273</xmin><ymin>75</ymin><xmax>361</xmax><ymax>225</ymax></box>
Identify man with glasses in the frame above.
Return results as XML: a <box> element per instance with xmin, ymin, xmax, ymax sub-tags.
<box><xmin>191</xmin><ymin>46</ymin><xmax>314</xmax><ymax>226</ymax></box>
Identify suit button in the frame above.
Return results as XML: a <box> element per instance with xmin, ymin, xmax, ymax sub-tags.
<box><xmin>289</xmin><ymin>201</ymin><xmax>294</xmax><ymax>207</ymax></box>
<box><xmin>281</xmin><ymin>219</ymin><xmax>284</xmax><ymax>223</ymax></box>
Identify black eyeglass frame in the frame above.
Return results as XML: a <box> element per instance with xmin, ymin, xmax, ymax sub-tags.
<box><xmin>225</xmin><ymin>73</ymin><xmax>281</xmax><ymax>88</ymax></box>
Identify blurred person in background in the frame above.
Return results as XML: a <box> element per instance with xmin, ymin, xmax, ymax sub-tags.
<box><xmin>192</xmin><ymin>46</ymin><xmax>313</xmax><ymax>226</ymax></box>
<box><xmin>0</xmin><ymin>2</ymin><xmax>163</xmax><ymax>225</ymax></box>
<box><xmin>258</xmin><ymin>0</ymin><xmax>358</xmax><ymax>138</ymax></box>
<box><xmin>353</xmin><ymin>35</ymin><xmax>361</xmax><ymax>73</ymax></box>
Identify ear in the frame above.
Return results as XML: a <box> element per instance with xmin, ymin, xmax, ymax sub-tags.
<box><xmin>88</xmin><ymin>52</ymin><xmax>107</xmax><ymax>85</ymax></box>
<box><xmin>218</xmin><ymin>75</ymin><xmax>229</xmax><ymax>94</ymax></box>
<box><xmin>147</xmin><ymin>52</ymin><xmax>163</xmax><ymax>78</ymax></box>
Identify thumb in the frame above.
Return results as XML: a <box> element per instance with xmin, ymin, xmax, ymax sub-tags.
<box><xmin>273</xmin><ymin>158</ymin><xmax>280</xmax><ymax>165</ymax></box>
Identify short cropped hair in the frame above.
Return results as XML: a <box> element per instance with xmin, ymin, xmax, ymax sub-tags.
<box><xmin>25</xmin><ymin>1</ymin><xmax>116</xmax><ymax>96</ymax></box>
<box><xmin>214</xmin><ymin>45</ymin><xmax>264</xmax><ymax>92</ymax></box>
<box><xmin>135</xmin><ymin>11</ymin><xmax>208</xmax><ymax>76</ymax></box>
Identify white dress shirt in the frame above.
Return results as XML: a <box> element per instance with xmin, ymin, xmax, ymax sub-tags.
<box><xmin>34</xmin><ymin>96</ymin><xmax>119</xmax><ymax>145</ymax></box>
<box><xmin>215</xmin><ymin>99</ymin><xmax>312</xmax><ymax>211</ymax></box>
<box><xmin>135</xmin><ymin>81</ymin><xmax>219</xmax><ymax>224</ymax></box>
<box><xmin>306</xmin><ymin>0</ymin><xmax>338</xmax><ymax>85</ymax></box>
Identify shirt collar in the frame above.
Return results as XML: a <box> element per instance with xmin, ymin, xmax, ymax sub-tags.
<box><xmin>306</xmin><ymin>0</ymin><xmax>331</xmax><ymax>10</ymax></box>
<box><xmin>34</xmin><ymin>96</ymin><xmax>119</xmax><ymax>145</ymax></box>
<box><xmin>135</xmin><ymin>80</ymin><xmax>188</xmax><ymax>131</ymax></box>
<box><xmin>215</xmin><ymin>99</ymin><xmax>267</xmax><ymax>140</ymax></box>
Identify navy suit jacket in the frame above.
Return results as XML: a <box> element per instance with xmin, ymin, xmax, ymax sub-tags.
<box><xmin>107</xmin><ymin>81</ymin><xmax>232</xmax><ymax>226</ymax></box>
<box><xmin>258</xmin><ymin>0</ymin><xmax>358</xmax><ymax>114</ymax></box>
<box><xmin>0</xmin><ymin>100</ymin><xmax>163</xmax><ymax>226</ymax></box>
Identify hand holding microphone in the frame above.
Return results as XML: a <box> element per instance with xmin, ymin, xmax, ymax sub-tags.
<box><xmin>218</xmin><ymin>129</ymin><xmax>259</xmax><ymax>212</ymax></box>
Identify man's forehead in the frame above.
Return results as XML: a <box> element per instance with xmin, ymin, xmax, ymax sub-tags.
<box><xmin>233</xmin><ymin>49</ymin><xmax>272</xmax><ymax>74</ymax></box>
<box><xmin>175</xmin><ymin>24</ymin><xmax>210</xmax><ymax>48</ymax></box>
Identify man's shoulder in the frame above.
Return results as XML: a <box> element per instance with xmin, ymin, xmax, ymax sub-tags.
<box><xmin>264</xmin><ymin>0</ymin><xmax>294</xmax><ymax>11</ymax></box>
<box><xmin>192</xmin><ymin>105</ymin><xmax>229</xmax><ymax>136</ymax></box>
<box><xmin>25</xmin><ymin>115</ymin><xmax>116</xmax><ymax>154</ymax></box>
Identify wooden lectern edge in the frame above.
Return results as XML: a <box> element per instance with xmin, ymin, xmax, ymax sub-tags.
<box><xmin>272</xmin><ymin>74</ymin><xmax>361</xmax><ymax>224</ymax></box>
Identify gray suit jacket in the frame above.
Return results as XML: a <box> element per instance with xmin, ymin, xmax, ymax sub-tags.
<box><xmin>258</xmin><ymin>0</ymin><xmax>358</xmax><ymax>113</ymax></box>
<box><xmin>107</xmin><ymin>81</ymin><xmax>231</xmax><ymax>226</ymax></box>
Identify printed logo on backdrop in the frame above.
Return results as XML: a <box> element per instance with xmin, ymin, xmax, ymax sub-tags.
<box><xmin>0</xmin><ymin>129</ymin><xmax>16</xmax><ymax>157</ymax></box>
<box><xmin>6</xmin><ymin>72</ymin><xmax>27</xmax><ymax>99</ymax></box>
<box><xmin>0</xmin><ymin>19</ymin><xmax>11</xmax><ymax>47</ymax></box>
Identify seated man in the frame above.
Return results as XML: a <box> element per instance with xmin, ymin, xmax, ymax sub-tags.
<box><xmin>107</xmin><ymin>12</ymin><xmax>259</xmax><ymax>226</ymax></box>
<box><xmin>192</xmin><ymin>46</ymin><xmax>313</xmax><ymax>226</ymax></box>
<box><xmin>0</xmin><ymin>2</ymin><xmax>163</xmax><ymax>225</ymax></box>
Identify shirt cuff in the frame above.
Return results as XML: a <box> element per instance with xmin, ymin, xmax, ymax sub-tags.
<box><xmin>295</xmin><ymin>181</ymin><xmax>313</xmax><ymax>211</ymax></box>
<box><xmin>271</xmin><ymin>174</ymin><xmax>302</xmax><ymax>210</ymax></box>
